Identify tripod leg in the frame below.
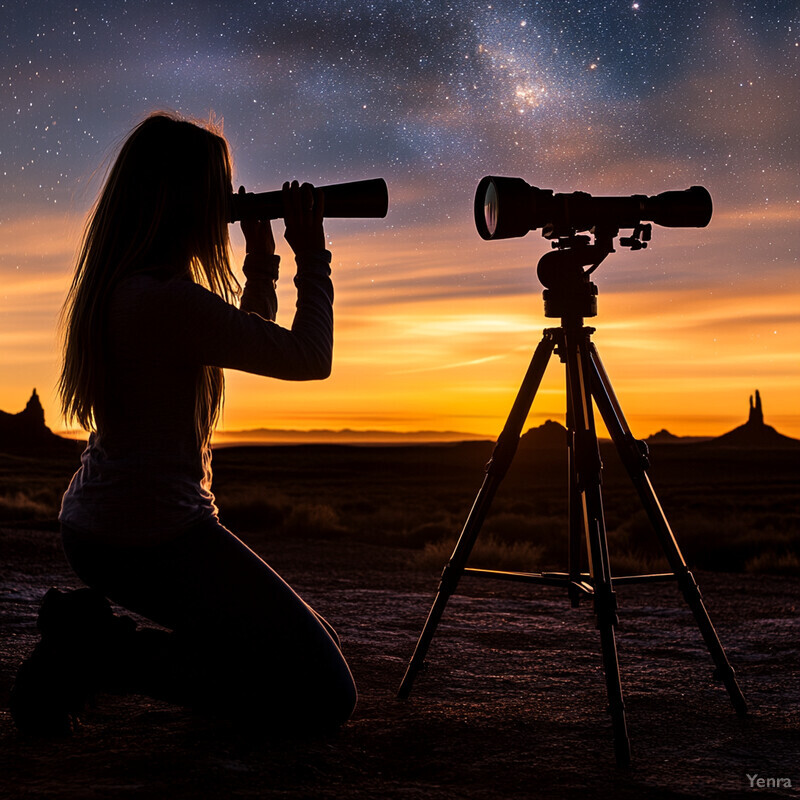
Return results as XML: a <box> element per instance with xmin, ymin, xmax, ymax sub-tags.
<box><xmin>588</xmin><ymin>344</ymin><xmax>747</xmax><ymax>715</ymax></box>
<box><xmin>564</xmin><ymin>328</ymin><xmax>631</xmax><ymax>767</ymax></box>
<box><xmin>567</xmin><ymin>404</ymin><xmax>585</xmax><ymax>607</ymax></box>
<box><xmin>397</xmin><ymin>332</ymin><xmax>557</xmax><ymax>699</ymax></box>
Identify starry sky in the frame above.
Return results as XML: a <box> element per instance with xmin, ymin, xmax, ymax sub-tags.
<box><xmin>2</xmin><ymin>0</ymin><xmax>799</xmax><ymax>438</ymax></box>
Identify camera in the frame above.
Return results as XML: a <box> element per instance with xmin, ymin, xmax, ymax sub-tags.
<box><xmin>474</xmin><ymin>176</ymin><xmax>712</xmax><ymax>240</ymax></box>
<box><xmin>229</xmin><ymin>178</ymin><xmax>388</xmax><ymax>223</ymax></box>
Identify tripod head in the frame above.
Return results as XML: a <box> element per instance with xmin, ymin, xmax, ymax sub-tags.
<box><xmin>537</xmin><ymin>224</ymin><xmax>652</xmax><ymax>322</ymax></box>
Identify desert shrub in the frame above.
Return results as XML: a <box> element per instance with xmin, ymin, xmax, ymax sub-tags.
<box><xmin>346</xmin><ymin>506</ymin><xmax>406</xmax><ymax>541</ymax></box>
<box><xmin>609</xmin><ymin>508</ymin><xmax>800</xmax><ymax>574</ymax></box>
<box><xmin>413</xmin><ymin>535</ymin><xmax>546</xmax><ymax>573</ymax></box>
<box><xmin>609</xmin><ymin>550</ymin><xmax>670</xmax><ymax>577</ymax></box>
<box><xmin>216</xmin><ymin>486</ymin><xmax>348</xmax><ymax>538</ymax></box>
<box><xmin>0</xmin><ymin>491</ymin><xmax>55</xmax><ymax>521</ymax></box>
<box><xmin>480</xmin><ymin>512</ymin><xmax>568</xmax><ymax>568</ymax></box>
<box><xmin>675</xmin><ymin>514</ymin><xmax>795</xmax><ymax>572</ymax></box>
<box><xmin>393</xmin><ymin>520</ymin><xmax>456</xmax><ymax>549</ymax></box>
<box><xmin>339</xmin><ymin>498</ymin><xmax>380</xmax><ymax>516</ymax></box>
<box><xmin>483</xmin><ymin>511</ymin><xmax>563</xmax><ymax>544</ymax></box>
<box><xmin>608</xmin><ymin>511</ymin><xmax>661</xmax><ymax>554</ymax></box>
<box><xmin>346</xmin><ymin>500</ymin><xmax>451</xmax><ymax>546</ymax></box>
<box><xmin>283</xmin><ymin>503</ymin><xmax>346</xmax><ymax>538</ymax></box>
<box><xmin>216</xmin><ymin>487</ymin><xmax>288</xmax><ymax>531</ymax></box>
<box><xmin>503</xmin><ymin>500</ymin><xmax>538</xmax><ymax>516</ymax></box>
<box><xmin>745</xmin><ymin>550</ymin><xmax>800</xmax><ymax>577</ymax></box>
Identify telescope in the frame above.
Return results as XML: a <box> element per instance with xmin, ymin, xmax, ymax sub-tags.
<box><xmin>229</xmin><ymin>177</ymin><xmax>388</xmax><ymax>223</ymax></box>
<box><xmin>400</xmin><ymin>175</ymin><xmax>746</xmax><ymax>773</ymax></box>
<box><xmin>474</xmin><ymin>176</ymin><xmax>712</xmax><ymax>240</ymax></box>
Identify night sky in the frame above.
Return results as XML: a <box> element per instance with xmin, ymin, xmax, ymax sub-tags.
<box><xmin>2</xmin><ymin>1</ymin><xmax>798</xmax><ymax>438</ymax></box>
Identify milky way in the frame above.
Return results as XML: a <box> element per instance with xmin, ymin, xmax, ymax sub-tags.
<box><xmin>3</xmin><ymin>1</ymin><xmax>797</xmax><ymax>223</ymax></box>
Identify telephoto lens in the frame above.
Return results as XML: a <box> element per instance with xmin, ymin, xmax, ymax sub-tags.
<box><xmin>474</xmin><ymin>176</ymin><xmax>712</xmax><ymax>240</ymax></box>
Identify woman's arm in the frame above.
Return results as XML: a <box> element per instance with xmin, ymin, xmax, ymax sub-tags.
<box><xmin>239</xmin><ymin>252</ymin><xmax>280</xmax><ymax>321</ymax></box>
<box><xmin>119</xmin><ymin>252</ymin><xmax>333</xmax><ymax>381</ymax></box>
<box><xmin>238</xmin><ymin>185</ymin><xmax>280</xmax><ymax>322</ymax></box>
<box><xmin>111</xmin><ymin>182</ymin><xmax>333</xmax><ymax>381</ymax></box>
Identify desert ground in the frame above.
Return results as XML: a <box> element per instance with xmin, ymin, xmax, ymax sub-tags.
<box><xmin>1</xmin><ymin>440</ymin><xmax>798</xmax><ymax>798</ymax></box>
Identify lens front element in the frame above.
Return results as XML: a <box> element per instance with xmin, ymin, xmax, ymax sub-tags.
<box><xmin>484</xmin><ymin>181</ymin><xmax>499</xmax><ymax>238</ymax></box>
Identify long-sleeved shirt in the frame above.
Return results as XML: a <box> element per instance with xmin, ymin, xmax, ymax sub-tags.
<box><xmin>59</xmin><ymin>250</ymin><xmax>333</xmax><ymax>544</ymax></box>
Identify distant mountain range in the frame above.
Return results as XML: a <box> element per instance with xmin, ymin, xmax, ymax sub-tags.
<box><xmin>465</xmin><ymin>389</ymin><xmax>800</xmax><ymax>451</ymax></box>
<box><xmin>1</xmin><ymin>388</ymin><xmax>798</xmax><ymax>453</ymax></box>
<box><xmin>211</xmin><ymin>428</ymin><xmax>493</xmax><ymax>446</ymax></box>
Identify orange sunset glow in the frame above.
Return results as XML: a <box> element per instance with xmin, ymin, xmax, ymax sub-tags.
<box><xmin>3</xmin><ymin>199</ymin><xmax>798</xmax><ymax>441</ymax></box>
<box><xmin>2</xmin><ymin>2</ymin><xmax>798</xmax><ymax>442</ymax></box>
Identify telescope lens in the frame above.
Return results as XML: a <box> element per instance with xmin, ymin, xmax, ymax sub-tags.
<box><xmin>484</xmin><ymin>180</ymin><xmax>499</xmax><ymax>238</ymax></box>
<box><xmin>475</xmin><ymin>176</ymin><xmax>538</xmax><ymax>239</ymax></box>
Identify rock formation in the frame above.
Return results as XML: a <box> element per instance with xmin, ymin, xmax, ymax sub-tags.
<box><xmin>711</xmin><ymin>390</ymin><xmax>799</xmax><ymax>448</ymax></box>
<box><xmin>21</xmin><ymin>388</ymin><xmax>46</xmax><ymax>429</ymax></box>
<box><xmin>748</xmin><ymin>389</ymin><xmax>764</xmax><ymax>426</ymax></box>
<box><xmin>519</xmin><ymin>419</ymin><xmax>568</xmax><ymax>450</ymax></box>
<box><xmin>646</xmin><ymin>428</ymin><xmax>681</xmax><ymax>443</ymax></box>
<box><xmin>0</xmin><ymin>389</ymin><xmax>78</xmax><ymax>454</ymax></box>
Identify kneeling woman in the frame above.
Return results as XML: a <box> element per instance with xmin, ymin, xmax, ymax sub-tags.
<box><xmin>12</xmin><ymin>112</ymin><xmax>356</xmax><ymax>734</ymax></box>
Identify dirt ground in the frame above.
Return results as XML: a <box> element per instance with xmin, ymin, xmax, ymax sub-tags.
<box><xmin>1</xmin><ymin>523</ymin><xmax>798</xmax><ymax>799</ymax></box>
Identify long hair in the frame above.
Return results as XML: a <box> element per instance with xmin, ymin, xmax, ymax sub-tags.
<box><xmin>58</xmin><ymin>111</ymin><xmax>240</xmax><ymax>446</ymax></box>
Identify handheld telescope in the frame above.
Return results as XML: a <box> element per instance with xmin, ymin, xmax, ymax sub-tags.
<box><xmin>229</xmin><ymin>177</ymin><xmax>389</xmax><ymax>223</ymax></box>
<box><xmin>474</xmin><ymin>176</ymin><xmax>712</xmax><ymax>240</ymax></box>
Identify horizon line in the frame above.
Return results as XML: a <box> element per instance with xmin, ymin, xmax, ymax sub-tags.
<box><xmin>52</xmin><ymin>423</ymin><xmax>722</xmax><ymax>445</ymax></box>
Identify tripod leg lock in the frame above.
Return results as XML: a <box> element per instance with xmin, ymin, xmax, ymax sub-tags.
<box><xmin>675</xmin><ymin>567</ymin><xmax>701</xmax><ymax>597</ymax></box>
<box><xmin>607</xmin><ymin>698</ymin><xmax>627</xmax><ymax>717</ymax></box>
<box><xmin>439</xmin><ymin>562</ymin><xmax>461</xmax><ymax>594</ymax></box>
<box><xmin>486</xmin><ymin>430</ymin><xmax>521</xmax><ymax>478</ymax></box>
<box><xmin>712</xmin><ymin>664</ymin><xmax>748</xmax><ymax>715</ymax></box>
<box><xmin>712</xmin><ymin>665</ymin><xmax>736</xmax><ymax>683</ymax></box>
<box><xmin>619</xmin><ymin>432</ymin><xmax>650</xmax><ymax>473</ymax></box>
<box><xmin>631</xmin><ymin>433</ymin><xmax>651</xmax><ymax>470</ymax></box>
<box><xmin>594</xmin><ymin>586</ymin><xmax>620</xmax><ymax>629</ymax></box>
<box><xmin>574</xmin><ymin>431</ymin><xmax>603</xmax><ymax>482</ymax></box>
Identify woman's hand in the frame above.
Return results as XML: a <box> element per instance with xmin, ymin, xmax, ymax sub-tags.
<box><xmin>282</xmin><ymin>180</ymin><xmax>326</xmax><ymax>255</ymax></box>
<box><xmin>238</xmin><ymin>185</ymin><xmax>276</xmax><ymax>257</ymax></box>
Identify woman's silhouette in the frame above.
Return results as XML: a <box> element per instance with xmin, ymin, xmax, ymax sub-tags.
<box><xmin>10</xmin><ymin>111</ymin><xmax>357</xmax><ymax>735</ymax></box>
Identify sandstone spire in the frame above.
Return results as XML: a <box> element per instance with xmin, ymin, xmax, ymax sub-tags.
<box><xmin>22</xmin><ymin>388</ymin><xmax>46</xmax><ymax>428</ymax></box>
<box><xmin>0</xmin><ymin>389</ymin><xmax>77</xmax><ymax>453</ymax></box>
<box><xmin>748</xmin><ymin>390</ymin><xmax>764</xmax><ymax>427</ymax></box>
<box><xmin>712</xmin><ymin>390</ymin><xmax>799</xmax><ymax>448</ymax></box>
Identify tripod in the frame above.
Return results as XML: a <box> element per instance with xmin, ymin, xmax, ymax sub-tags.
<box><xmin>397</xmin><ymin>231</ymin><xmax>747</xmax><ymax>767</ymax></box>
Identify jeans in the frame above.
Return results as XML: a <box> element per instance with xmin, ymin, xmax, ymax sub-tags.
<box><xmin>60</xmin><ymin>518</ymin><xmax>357</xmax><ymax>730</ymax></box>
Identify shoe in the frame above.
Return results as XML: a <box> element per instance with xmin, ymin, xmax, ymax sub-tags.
<box><xmin>9</xmin><ymin>587</ymin><xmax>136</xmax><ymax>735</ymax></box>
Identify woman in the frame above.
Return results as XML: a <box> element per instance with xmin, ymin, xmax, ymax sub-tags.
<box><xmin>10</xmin><ymin>111</ymin><xmax>356</xmax><ymax>735</ymax></box>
